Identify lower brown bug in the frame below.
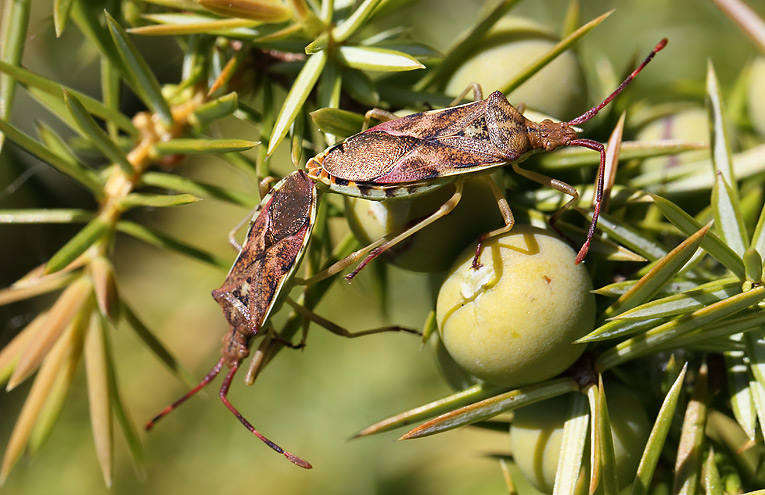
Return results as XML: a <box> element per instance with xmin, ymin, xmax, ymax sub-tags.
<box><xmin>146</xmin><ymin>170</ymin><xmax>416</xmax><ymax>468</ymax></box>
<box><xmin>145</xmin><ymin>170</ymin><xmax>317</xmax><ymax>468</ymax></box>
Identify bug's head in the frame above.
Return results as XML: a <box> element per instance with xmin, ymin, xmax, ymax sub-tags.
<box><xmin>222</xmin><ymin>330</ymin><xmax>251</xmax><ymax>368</ymax></box>
<box><xmin>533</xmin><ymin>119</ymin><xmax>579</xmax><ymax>151</ymax></box>
<box><xmin>212</xmin><ymin>287</ymin><xmax>252</xmax><ymax>335</ymax></box>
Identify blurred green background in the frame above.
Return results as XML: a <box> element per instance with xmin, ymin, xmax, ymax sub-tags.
<box><xmin>1</xmin><ymin>0</ymin><xmax>764</xmax><ymax>494</ymax></box>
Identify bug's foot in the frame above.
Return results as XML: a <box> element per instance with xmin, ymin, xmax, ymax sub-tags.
<box><xmin>344</xmin><ymin>247</ymin><xmax>383</xmax><ymax>282</ymax></box>
<box><xmin>471</xmin><ymin>240</ymin><xmax>485</xmax><ymax>269</ymax></box>
<box><xmin>271</xmin><ymin>333</ymin><xmax>306</xmax><ymax>350</ymax></box>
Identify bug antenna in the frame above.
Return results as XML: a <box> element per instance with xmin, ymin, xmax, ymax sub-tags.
<box><xmin>218</xmin><ymin>364</ymin><xmax>313</xmax><ymax>469</ymax></box>
<box><xmin>568</xmin><ymin>38</ymin><xmax>668</xmax><ymax>126</ymax></box>
<box><xmin>145</xmin><ymin>358</ymin><xmax>226</xmax><ymax>431</ymax></box>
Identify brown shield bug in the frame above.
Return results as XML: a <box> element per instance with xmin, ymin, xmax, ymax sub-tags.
<box><xmin>305</xmin><ymin>39</ymin><xmax>667</xmax><ymax>277</ymax></box>
<box><xmin>145</xmin><ymin>170</ymin><xmax>317</xmax><ymax>469</ymax></box>
<box><xmin>145</xmin><ymin>169</ymin><xmax>417</xmax><ymax>468</ymax></box>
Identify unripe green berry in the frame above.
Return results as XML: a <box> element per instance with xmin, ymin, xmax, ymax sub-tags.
<box><xmin>430</xmin><ymin>332</ymin><xmax>482</xmax><ymax>391</ymax></box>
<box><xmin>436</xmin><ymin>226</ymin><xmax>594</xmax><ymax>387</ymax></box>
<box><xmin>510</xmin><ymin>385</ymin><xmax>650</xmax><ymax>493</ymax></box>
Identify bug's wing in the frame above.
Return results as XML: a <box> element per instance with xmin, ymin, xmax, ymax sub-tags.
<box><xmin>369</xmin><ymin>100</ymin><xmax>489</xmax><ymax>140</ymax></box>
<box><xmin>321</xmin><ymin>92</ymin><xmax>539</xmax><ymax>184</ymax></box>
<box><xmin>212</xmin><ymin>171</ymin><xmax>317</xmax><ymax>335</ymax></box>
<box><xmin>370</xmin><ymin>137</ymin><xmax>509</xmax><ymax>183</ymax></box>
<box><xmin>321</xmin><ymin>129</ymin><xmax>510</xmax><ymax>183</ymax></box>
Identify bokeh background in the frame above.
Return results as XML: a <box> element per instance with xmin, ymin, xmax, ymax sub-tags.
<box><xmin>1</xmin><ymin>0</ymin><xmax>764</xmax><ymax>494</ymax></box>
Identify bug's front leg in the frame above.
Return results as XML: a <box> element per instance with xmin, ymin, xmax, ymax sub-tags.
<box><xmin>471</xmin><ymin>174</ymin><xmax>515</xmax><ymax>269</ymax></box>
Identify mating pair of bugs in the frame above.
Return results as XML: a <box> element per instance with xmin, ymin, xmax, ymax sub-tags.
<box><xmin>145</xmin><ymin>39</ymin><xmax>668</xmax><ymax>468</ymax></box>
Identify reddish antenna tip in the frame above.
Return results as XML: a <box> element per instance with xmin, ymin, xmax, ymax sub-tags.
<box><xmin>286</xmin><ymin>453</ymin><xmax>313</xmax><ymax>469</ymax></box>
<box><xmin>567</xmin><ymin>38</ymin><xmax>668</xmax><ymax>127</ymax></box>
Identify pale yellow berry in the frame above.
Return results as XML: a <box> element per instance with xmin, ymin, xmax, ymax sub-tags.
<box><xmin>510</xmin><ymin>385</ymin><xmax>650</xmax><ymax>493</ymax></box>
<box><xmin>436</xmin><ymin>225</ymin><xmax>595</xmax><ymax>387</ymax></box>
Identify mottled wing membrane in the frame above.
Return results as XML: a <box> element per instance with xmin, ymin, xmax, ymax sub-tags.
<box><xmin>212</xmin><ymin>170</ymin><xmax>318</xmax><ymax>336</ymax></box>
<box><xmin>311</xmin><ymin>91</ymin><xmax>536</xmax><ymax>189</ymax></box>
<box><xmin>370</xmin><ymin>100</ymin><xmax>491</xmax><ymax>139</ymax></box>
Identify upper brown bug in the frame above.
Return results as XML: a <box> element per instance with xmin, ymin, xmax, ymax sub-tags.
<box><xmin>305</xmin><ymin>39</ymin><xmax>668</xmax><ymax>278</ymax></box>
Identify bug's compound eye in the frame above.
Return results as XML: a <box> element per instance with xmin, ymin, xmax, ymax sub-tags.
<box><xmin>435</xmin><ymin>225</ymin><xmax>595</xmax><ymax>387</ymax></box>
<box><xmin>510</xmin><ymin>385</ymin><xmax>650</xmax><ymax>493</ymax></box>
<box><xmin>445</xmin><ymin>17</ymin><xmax>587</xmax><ymax>118</ymax></box>
<box><xmin>344</xmin><ymin>177</ymin><xmax>505</xmax><ymax>273</ymax></box>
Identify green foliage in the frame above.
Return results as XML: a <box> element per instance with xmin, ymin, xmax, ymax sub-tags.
<box><xmin>1</xmin><ymin>0</ymin><xmax>765</xmax><ymax>494</ymax></box>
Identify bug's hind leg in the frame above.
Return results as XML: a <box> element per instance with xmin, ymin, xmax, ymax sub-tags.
<box><xmin>471</xmin><ymin>175</ymin><xmax>515</xmax><ymax>269</ymax></box>
<box><xmin>297</xmin><ymin>182</ymin><xmax>464</xmax><ymax>283</ymax></box>
<box><xmin>218</xmin><ymin>364</ymin><xmax>312</xmax><ymax>469</ymax></box>
<box><xmin>344</xmin><ymin>181</ymin><xmax>465</xmax><ymax>280</ymax></box>
<box><xmin>294</xmin><ymin>235</ymin><xmax>388</xmax><ymax>285</ymax></box>
<box><xmin>284</xmin><ymin>297</ymin><xmax>419</xmax><ymax>338</ymax></box>
<box><xmin>244</xmin><ymin>298</ymin><xmax>419</xmax><ymax>384</ymax></box>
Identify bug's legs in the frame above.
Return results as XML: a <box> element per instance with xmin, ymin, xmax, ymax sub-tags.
<box><xmin>267</xmin><ymin>326</ymin><xmax>307</xmax><ymax>349</ymax></box>
<box><xmin>218</xmin><ymin>364</ymin><xmax>312</xmax><ymax>469</ymax></box>
<box><xmin>345</xmin><ymin>182</ymin><xmax>465</xmax><ymax>280</ymax></box>
<box><xmin>297</xmin><ymin>183</ymin><xmax>465</xmax><ymax>283</ymax></box>
<box><xmin>363</xmin><ymin>108</ymin><xmax>398</xmax><ymax>131</ymax></box>
<box><xmin>510</xmin><ymin>162</ymin><xmax>583</xmax><ymax>253</ymax></box>
<box><xmin>244</xmin><ymin>298</ymin><xmax>418</xmax><ymax>384</ymax></box>
<box><xmin>569</xmin><ymin>138</ymin><xmax>606</xmax><ymax>264</ymax></box>
<box><xmin>258</xmin><ymin>175</ymin><xmax>277</xmax><ymax>199</ymax></box>
<box><xmin>471</xmin><ymin>175</ymin><xmax>515</xmax><ymax>269</ymax></box>
<box><xmin>145</xmin><ymin>358</ymin><xmax>226</xmax><ymax>430</ymax></box>
<box><xmin>227</xmin><ymin>176</ymin><xmax>276</xmax><ymax>250</ymax></box>
<box><xmin>228</xmin><ymin>213</ymin><xmax>252</xmax><ymax>251</ymax></box>
<box><xmin>284</xmin><ymin>297</ymin><xmax>419</xmax><ymax>338</ymax></box>
<box><xmin>449</xmin><ymin>82</ymin><xmax>484</xmax><ymax>105</ymax></box>
<box><xmin>294</xmin><ymin>235</ymin><xmax>388</xmax><ymax>285</ymax></box>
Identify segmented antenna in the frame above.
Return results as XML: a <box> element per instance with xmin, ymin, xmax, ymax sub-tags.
<box><xmin>567</xmin><ymin>39</ymin><xmax>668</xmax><ymax>263</ymax></box>
<box><xmin>568</xmin><ymin>38</ymin><xmax>668</xmax><ymax>126</ymax></box>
